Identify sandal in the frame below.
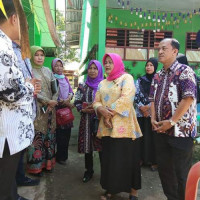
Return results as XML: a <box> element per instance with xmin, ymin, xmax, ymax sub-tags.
<box><xmin>100</xmin><ymin>192</ymin><xmax>112</xmax><ymax>200</ymax></box>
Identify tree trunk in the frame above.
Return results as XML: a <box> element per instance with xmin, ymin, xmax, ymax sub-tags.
<box><xmin>42</xmin><ymin>0</ymin><xmax>61</xmax><ymax>47</ymax></box>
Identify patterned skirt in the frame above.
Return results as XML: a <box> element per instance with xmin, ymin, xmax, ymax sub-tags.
<box><xmin>27</xmin><ymin>116</ymin><xmax>56</xmax><ymax>174</ymax></box>
<box><xmin>78</xmin><ymin>115</ymin><xmax>102</xmax><ymax>154</ymax></box>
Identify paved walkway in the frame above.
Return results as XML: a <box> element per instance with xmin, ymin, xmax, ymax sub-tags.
<box><xmin>18</xmin><ymin>109</ymin><xmax>200</xmax><ymax>200</ymax></box>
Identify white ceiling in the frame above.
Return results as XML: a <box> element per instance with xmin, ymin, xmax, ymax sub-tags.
<box><xmin>93</xmin><ymin>0</ymin><xmax>200</xmax><ymax>13</ymax></box>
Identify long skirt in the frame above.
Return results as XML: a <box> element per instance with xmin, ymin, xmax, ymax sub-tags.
<box><xmin>100</xmin><ymin>137</ymin><xmax>141</xmax><ymax>194</ymax></box>
<box><xmin>78</xmin><ymin>114</ymin><xmax>102</xmax><ymax>154</ymax></box>
<box><xmin>27</xmin><ymin>129</ymin><xmax>56</xmax><ymax>174</ymax></box>
<box><xmin>137</xmin><ymin>117</ymin><xmax>157</xmax><ymax>165</ymax></box>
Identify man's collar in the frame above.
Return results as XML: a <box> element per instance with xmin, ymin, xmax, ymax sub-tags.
<box><xmin>0</xmin><ymin>29</ymin><xmax>12</xmax><ymax>45</ymax></box>
<box><xmin>160</xmin><ymin>60</ymin><xmax>179</xmax><ymax>75</ymax></box>
<box><xmin>168</xmin><ymin>60</ymin><xmax>179</xmax><ymax>72</ymax></box>
<box><xmin>12</xmin><ymin>41</ymin><xmax>20</xmax><ymax>49</ymax></box>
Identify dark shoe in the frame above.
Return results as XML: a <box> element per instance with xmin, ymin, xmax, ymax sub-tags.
<box><xmin>17</xmin><ymin>176</ymin><xmax>40</xmax><ymax>186</ymax></box>
<box><xmin>129</xmin><ymin>195</ymin><xmax>138</xmax><ymax>200</ymax></box>
<box><xmin>56</xmin><ymin>160</ymin><xmax>66</xmax><ymax>165</ymax></box>
<box><xmin>43</xmin><ymin>168</ymin><xmax>54</xmax><ymax>173</ymax></box>
<box><xmin>100</xmin><ymin>192</ymin><xmax>113</xmax><ymax>200</ymax></box>
<box><xmin>30</xmin><ymin>172</ymin><xmax>43</xmax><ymax>177</ymax></box>
<box><xmin>150</xmin><ymin>165</ymin><xmax>158</xmax><ymax>172</ymax></box>
<box><xmin>17</xmin><ymin>194</ymin><xmax>29</xmax><ymax>200</ymax></box>
<box><xmin>82</xmin><ymin>171</ymin><xmax>94</xmax><ymax>183</ymax></box>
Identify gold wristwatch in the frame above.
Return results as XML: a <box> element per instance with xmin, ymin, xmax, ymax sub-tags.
<box><xmin>169</xmin><ymin>119</ymin><xmax>176</xmax><ymax>126</ymax></box>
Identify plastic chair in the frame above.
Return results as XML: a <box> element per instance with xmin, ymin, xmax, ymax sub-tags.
<box><xmin>185</xmin><ymin>161</ymin><xmax>200</xmax><ymax>200</ymax></box>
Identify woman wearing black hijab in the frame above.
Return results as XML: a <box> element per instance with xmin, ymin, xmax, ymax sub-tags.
<box><xmin>176</xmin><ymin>54</ymin><xmax>200</xmax><ymax>104</ymax></box>
<box><xmin>134</xmin><ymin>57</ymin><xmax>158</xmax><ymax>171</ymax></box>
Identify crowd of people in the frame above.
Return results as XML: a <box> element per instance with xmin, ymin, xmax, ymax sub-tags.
<box><xmin>0</xmin><ymin>1</ymin><xmax>198</xmax><ymax>200</ymax></box>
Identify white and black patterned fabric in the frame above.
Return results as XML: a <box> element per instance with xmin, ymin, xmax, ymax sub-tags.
<box><xmin>0</xmin><ymin>29</ymin><xmax>34</xmax><ymax>157</ymax></box>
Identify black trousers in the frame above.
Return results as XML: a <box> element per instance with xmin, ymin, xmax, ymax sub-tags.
<box><xmin>85</xmin><ymin>152</ymin><xmax>102</xmax><ymax>173</ymax></box>
<box><xmin>154</xmin><ymin>133</ymin><xmax>193</xmax><ymax>200</ymax></box>
<box><xmin>137</xmin><ymin>117</ymin><xmax>157</xmax><ymax>165</ymax></box>
<box><xmin>0</xmin><ymin>141</ymin><xmax>21</xmax><ymax>200</ymax></box>
<box><xmin>56</xmin><ymin>127</ymin><xmax>71</xmax><ymax>161</ymax></box>
<box><xmin>16</xmin><ymin>150</ymin><xmax>26</xmax><ymax>184</ymax></box>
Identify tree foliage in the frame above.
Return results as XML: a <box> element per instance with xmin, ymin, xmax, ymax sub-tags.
<box><xmin>55</xmin><ymin>10</ymin><xmax>80</xmax><ymax>62</ymax></box>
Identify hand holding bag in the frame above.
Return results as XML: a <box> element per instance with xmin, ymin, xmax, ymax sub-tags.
<box><xmin>56</xmin><ymin>107</ymin><xmax>74</xmax><ymax>126</ymax></box>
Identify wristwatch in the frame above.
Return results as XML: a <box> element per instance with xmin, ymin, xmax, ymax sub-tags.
<box><xmin>169</xmin><ymin>119</ymin><xmax>176</xmax><ymax>126</ymax></box>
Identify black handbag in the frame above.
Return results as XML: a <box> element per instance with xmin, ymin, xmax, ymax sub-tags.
<box><xmin>91</xmin><ymin>116</ymin><xmax>99</xmax><ymax>136</ymax></box>
<box><xmin>51</xmin><ymin>79</ymin><xmax>58</xmax><ymax>94</ymax></box>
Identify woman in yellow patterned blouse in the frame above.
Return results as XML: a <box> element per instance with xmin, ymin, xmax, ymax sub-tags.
<box><xmin>93</xmin><ymin>53</ymin><xmax>142</xmax><ymax>200</ymax></box>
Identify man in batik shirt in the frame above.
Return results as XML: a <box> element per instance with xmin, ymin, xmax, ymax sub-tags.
<box><xmin>0</xmin><ymin>1</ymin><xmax>40</xmax><ymax>200</ymax></box>
<box><xmin>150</xmin><ymin>38</ymin><xmax>196</xmax><ymax>200</ymax></box>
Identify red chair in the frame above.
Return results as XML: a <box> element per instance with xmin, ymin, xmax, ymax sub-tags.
<box><xmin>185</xmin><ymin>161</ymin><xmax>200</xmax><ymax>200</ymax></box>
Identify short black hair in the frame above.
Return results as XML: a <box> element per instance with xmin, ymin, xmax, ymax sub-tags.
<box><xmin>171</xmin><ymin>38</ymin><xmax>180</xmax><ymax>51</ymax></box>
<box><xmin>0</xmin><ymin>0</ymin><xmax>16</xmax><ymax>24</ymax></box>
<box><xmin>161</xmin><ymin>38</ymin><xmax>180</xmax><ymax>51</ymax></box>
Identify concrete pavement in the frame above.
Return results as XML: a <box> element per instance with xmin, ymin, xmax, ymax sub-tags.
<box><xmin>18</xmin><ymin>109</ymin><xmax>200</xmax><ymax>200</ymax></box>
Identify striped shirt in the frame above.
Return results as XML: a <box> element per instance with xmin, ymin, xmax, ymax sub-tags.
<box><xmin>12</xmin><ymin>42</ymin><xmax>37</xmax><ymax>120</ymax></box>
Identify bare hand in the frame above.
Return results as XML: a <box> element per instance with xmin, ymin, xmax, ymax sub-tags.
<box><xmin>81</xmin><ymin>108</ymin><xmax>95</xmax><ymax>114</ymax></box>
<box><xmin>46</xmin><ymin>105</ymin><xmax>53</xmax><ymax>113</ymax></box>
<box><xmin>59</xmin><ymin>98</ymin><xmax>68</xmax><ymax>105</ymax></box>
<box><xmin>97</xmin><ymin>106</ymin><xmax>114</xmax><ymax>119</ymax></box>
<box><xmin>26</xmin><ymin>78</ymin><xmax>41</xmax><ymax>95</ymax></box>
<box><xmin>151</xmin><ymin>119</ymin><xmax>159</xmax><ymax>130</ymax></box>
<box><xmin>140</xmin><ymin>105</ymin><xmax>149</xmax><ymax>113</ymax></box>
<box><xmin>62</xmin><ymin>99</ymin><xmax>74</xmax><ymax>108</ymax></box>
<box><xmin>86</xmin><ymin>104</ymin><xmax>93</xmax><ymax>109</ymax></box>
<box><xmin>140</xmin><ymin>105</ymin><xmax>150</xmax><ymax>116</ymax></box>
<box><xmin>48</xmin><ymin>100</ymin><xmax>57</xmax><ymax>108</ymax></box>
<box><xmin>68</xmin><ymin>103</ymin><xmax>75</xmax><ymax>109</ymax></box>
<box><xmin>103</xmin><ymin>117</ymin><xmax>113</xmax><ymax>128</ymax></box>
<box><xmin>143</xmin><ymin>111</ymin><xmax>150</xmax><ymax>118</ymax></box>
<box><xmin>154</xmin><ymin>120</ymin><xmax>172</xmax><ymax>133</ymax></box>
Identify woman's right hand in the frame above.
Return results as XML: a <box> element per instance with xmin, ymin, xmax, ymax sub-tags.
<box><xmin>26</xmin><ymin>78</ymin><xmax>41</xmax><ymax>95</ymax></box>
<box><xmin>140</xmin><ymin>105</ymin><xmax>149</xmax><ymax>113</ymax></box>
<box><xmin>151</xmin><ymin>119</ymin><xmax>159</xmax><ymax>130</ymax></box>
<box><xmin>103</xmin><ymin>117</ymin><xmax>113</xmax><ymax>128</ymax></box>
<box><xmin>48</xmin><ymin>100</ymin><xmax>57</xmax><ymax>108</ymax></box>
<box><xmin>81</xmin><ymin>108</ymin><xmax>95</xmax><ymax>114</ymax></box>
<box><xmin>97</xmin><ymin>106</ymin><xmax>113</xmax><ymax>119</ymax></box>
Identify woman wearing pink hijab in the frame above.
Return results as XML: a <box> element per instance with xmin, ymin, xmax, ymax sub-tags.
<box><xmin>93</xmin><ymin>53</ymin><xmax>142</xmax><ymax>200</ymax></box>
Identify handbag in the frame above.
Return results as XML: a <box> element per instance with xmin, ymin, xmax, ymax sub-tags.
<box><xmin>91</xmin><ymin>116</ymin><xmax>99</xmax><ymax>136</ymax></box>
<box><xmin>56</xmin><ymin>107</ymin><xmax>74</xmax><ymax>126</ymax></box>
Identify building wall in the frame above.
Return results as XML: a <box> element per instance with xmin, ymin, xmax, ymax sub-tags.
<box><xmin>22</xmin><ymin>0</ymin><xmax>56</xmax><ymax>69</ymax></box>
<box><xmin>86</xmin><ymin>7</ymin><xmax>200</xmax><ymax>78</ymax></box>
